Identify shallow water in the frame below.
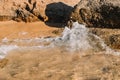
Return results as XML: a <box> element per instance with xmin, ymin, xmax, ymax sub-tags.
<box><xmin>0</xmin><ymin>22</ymin><xmax>119</xmax><ymax>59</ymax></box>
<box><xmin>1</xmin><ymin>22</ymin><xmax>120</xmax><ymax>80</ymax></box>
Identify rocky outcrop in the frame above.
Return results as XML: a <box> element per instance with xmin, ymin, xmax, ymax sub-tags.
<box><xmin>90</xmin><ymin>28</ymin><xmax>120</xmax><ymax>49</ymax></box>
<box><xmin>109</xmin><ymin>34</ymin><xmax>120</xmax><ymax>49</ymax></box>
<box><xmin>0</xmin><ymin>0</ymin><xmax>79</xmax><ymax>22</ymax></box>
<box><xmin>70</xmin><ymin>0</ymin><xmax>120</xmax><ymax>28</ymax></box>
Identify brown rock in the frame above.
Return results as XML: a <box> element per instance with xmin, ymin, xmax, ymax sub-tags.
<box><xmin>70</xmin><ymin>0</ymin><xmax>120</xmax><ymax>28</ymax></box>
<box><xmin>109</xmin><ymin>34</ymin><xmax>120</xmax><ymax>49</ymax></box>
<box><xmin>90</xmin><ymin>28</ymin><xmax>120</xmax><ymax>49</ymax></box>
<box><xmin>0</xmin><ymin>0</ymin><xmax>79</xmax><ymax>22</ymax></box>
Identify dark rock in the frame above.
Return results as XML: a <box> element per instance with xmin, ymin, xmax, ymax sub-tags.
<box><xmin>0</xmin><ymin>0</ymin><xmax>79</xmax><ymax>22</ymax></box>
<box><xmin>70</xmin><ymin>0</ymin><xmax>120</xmax><ymax>28</ymax></box>
<box><xmin>45</xmin><ymin>2</ymin><xmax>73</xmax><ymax>23</ymax></box>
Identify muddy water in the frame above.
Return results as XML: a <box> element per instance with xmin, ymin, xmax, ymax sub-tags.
<box><xmin>0</xmin><ymin>22</ymin><xmax>120</xmax><ymax>80</ymax></box>
<box><xmin>0</xmin><ymin>22</ymin><xmax>119</xmax><ymax>59</ymax></box>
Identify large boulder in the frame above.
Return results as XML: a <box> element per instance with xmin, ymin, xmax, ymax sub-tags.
<box><xmin>70</xmin><ymin>0</ymin><xmax>120</xmax><ymax>28</ymax></box>
<box><xmin>45</xmin><ymin>2</ymin><xmax>73</xmax><ymax>23</ymax></box>
<box><xmin>0</xmin><ymin>0</ymin><xmax>79</xmax><ymax>22</ymax></box>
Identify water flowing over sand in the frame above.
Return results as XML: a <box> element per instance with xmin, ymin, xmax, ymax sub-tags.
<box><xmin>1</xmin><ymin>22</ymin><xmax>120</xmax><ymax>80</ymax></box>
<box><xmin>0</xmin><ymin>22</ymin><xmax>119</xmax><ymax>58</ymax></box>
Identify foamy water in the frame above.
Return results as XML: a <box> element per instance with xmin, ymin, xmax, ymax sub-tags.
<box><xmin>0</xmin><ymin>45</ymin><xmax>18</xmax><ymax>58</ymax></box>
<box><xmin>0</xmin><ymin>22</ymin><xmax>119</xmax><ymax>59</ymax></box>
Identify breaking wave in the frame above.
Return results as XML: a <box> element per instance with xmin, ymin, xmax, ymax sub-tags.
<box><xmin>0</xmin><ymin>45</ymin><xmax>18</xmax><ymax>59</ymax></box>
<box><xmin>0</xmin><ymin>22</ymin><xmax>119</xmax><ymax>59</ymax></box>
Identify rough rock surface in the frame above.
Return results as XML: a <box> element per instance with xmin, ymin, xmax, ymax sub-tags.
<box><xmin>0</xmin><ymin>0</ymin><xmax>79</xmax><ymax>22</ymax></box>
<box><xmin>90</xmin><ymin>28</ymin><xmax>120</xmax><ymax>49</ymax></box>
<box><xmin>70</xmin><ymin>0</ymin><xmax>120</xmax><ymax>28</ymax></box>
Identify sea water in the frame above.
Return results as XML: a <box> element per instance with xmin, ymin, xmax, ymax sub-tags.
<box><xmin>0</xmin><ymin>22</ymin><xmax>119</xmax><ymax>59</ymax></box>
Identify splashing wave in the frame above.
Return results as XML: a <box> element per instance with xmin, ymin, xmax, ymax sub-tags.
<box><xmin>0</xmin><ymin>22</ymin><xmax>119</xmax><ymax>59</ymax></box>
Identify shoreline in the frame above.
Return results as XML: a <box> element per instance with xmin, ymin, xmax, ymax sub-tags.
<box><xmin>0</xmin><ymin>21</ymin><xmax>60</xmax><ymax>40</ymax></box>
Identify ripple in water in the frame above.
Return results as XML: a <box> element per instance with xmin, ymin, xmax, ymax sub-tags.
<box><xmin>0</xmin><ymin>22</ymin><xmax>119</xmax><ymax>58</ymax></box>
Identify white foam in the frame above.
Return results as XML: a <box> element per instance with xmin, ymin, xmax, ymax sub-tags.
<box><xmin>0</xmin><ymin>22</ymin><xmax>119</xmax><ymax>58</ymax></box>
<box><xmin>2</xmin><ymin>37</ymin><xmax>9</xmax><ymax>43</ymax></box>
<box><xmin>48</xmin><ymin>22</ymin><xmax>105</xmax><ymax>51</ymax></box>
<box><xmin>19</xmin><ymin>31</ymin><xmax>28</xmax><ymax>35</ymax></box>
<box><xmin>47</xmin><ymin>22</ymin><xmax>120</xmax><ymax>55</ymax></box>
<box><xmin>0</xmin><ymin>45</ymin><xmax>18</xmax><ymax>59</ymax></box>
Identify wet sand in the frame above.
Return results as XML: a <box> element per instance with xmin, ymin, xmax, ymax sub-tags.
<box><xmin>0</xmin><ymin>21</ymin><xmax>60</xmax><ymax>40</ymax></box>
